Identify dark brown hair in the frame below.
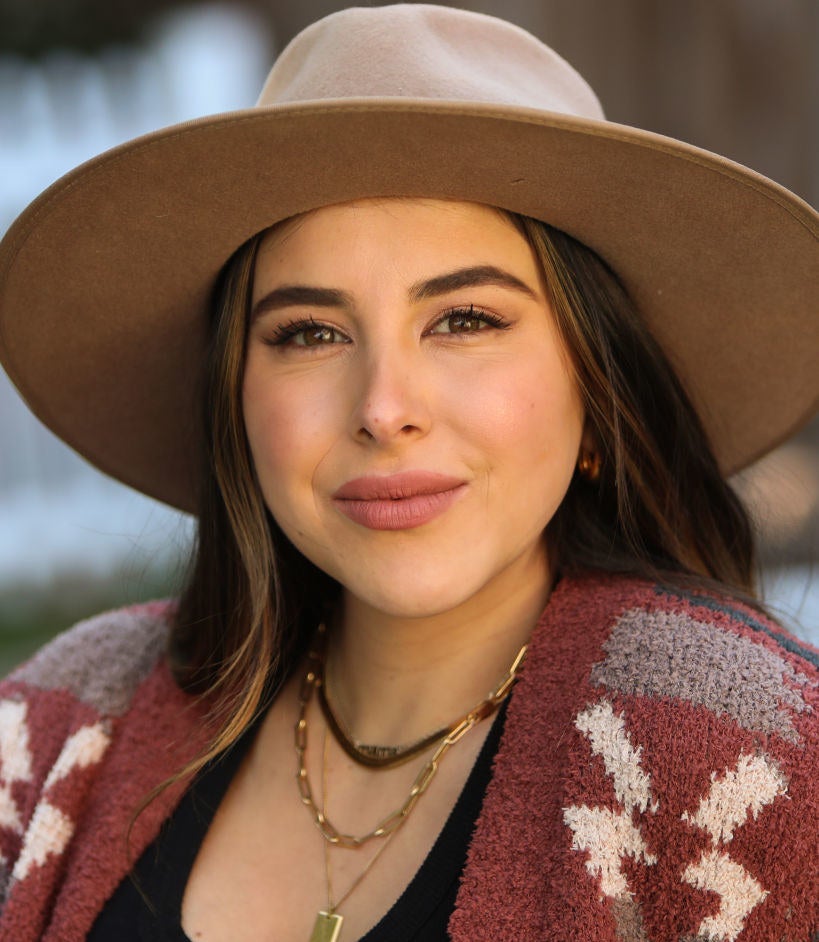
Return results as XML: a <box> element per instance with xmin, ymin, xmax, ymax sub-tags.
<box><xmin>169</xmin><ymin>210</ymin><xmax>757</xmax><ymax>768</ymax></box>
<box><xmin>515</xmin><ymin>216</ymin><xmax>755</xmax><ymax>588</ymax></box>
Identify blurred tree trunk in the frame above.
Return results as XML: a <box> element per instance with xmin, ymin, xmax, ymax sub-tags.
<box><xmin>530</xmin><ymin>0</ymin><xmax>819</xmax><ymax>206</ymax></box>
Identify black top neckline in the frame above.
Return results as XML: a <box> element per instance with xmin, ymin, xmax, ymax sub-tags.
<box><xmin>88</xmin><ymin>699</ymin><xmax>507</xmax><ymax>941</ymax></box>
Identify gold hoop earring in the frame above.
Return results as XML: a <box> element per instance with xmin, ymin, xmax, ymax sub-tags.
<box><xmin>577</xmin><ymin>450</ymin><xmax>601</xmax><ymax>482</ymax></box>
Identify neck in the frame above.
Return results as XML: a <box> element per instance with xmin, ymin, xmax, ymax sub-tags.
<box><xmin>324</xmin><ymin>547</ymin><xmax>554</xmax><ymax>745</ymax></box>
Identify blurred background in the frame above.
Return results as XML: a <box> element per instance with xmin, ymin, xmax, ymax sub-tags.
<box><xmin>1</xmin><ymin>0</ymin><xmax>817</xmax><ymax>670</ymax></box>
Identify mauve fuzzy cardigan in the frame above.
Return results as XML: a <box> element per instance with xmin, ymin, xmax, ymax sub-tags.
<box><xmin>0</xmin><ymin>572</ymin><xmax>816</xmax><ymax>941</ymax></box>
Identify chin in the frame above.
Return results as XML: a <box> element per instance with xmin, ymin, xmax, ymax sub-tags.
<box><xmin>343</xmin><ymin>574</ymin><xmax>482</xmax><ymax>620</ymax></box>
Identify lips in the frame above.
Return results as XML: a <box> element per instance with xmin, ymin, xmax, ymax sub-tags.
<box><xmin>332</xmin><ymin>471</ymin><xmax>466</xmax><ymax>530</ymax></box>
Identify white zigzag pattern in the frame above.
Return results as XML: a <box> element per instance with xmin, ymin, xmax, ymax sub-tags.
<box><xmin>0</xmin><ymin>699</ymin><xmax>111</xmax><ymax>885</ymax></box>
<box><xmin>12</xmin><ymin>721</ymin><xmax>110</xmax><ymax>882</ymax></box>
<box><xmin>574</xmin><ymin>701</ymin><xmax>656</xmax><ymax>814</ymax></box>
<box><xmin>0</xmin><ymin>700</ymin><xmax>34</xmax><ymax>836</ymax></box>
<box><xmin>563</xmin><ymin>700</ymin><xmax>658</xmax><ymax>898</ymax></box>
<box><xmin>564</xmin><ymin>699</ymin><xmax>788</xmax><ymax>941</ymax></box>
<box><xmin>681</xmin><ymin>753</ymin><xmax>787</xmax><ymax>845</ymax></box>
<box><xmin>681</xmin><ymin>753</ymin><xmax>787</xmax><ymax>941</ymax></box>
<box><xmin>683</xmin><ymin>849</ymin><xmax>768</xmax><ymax>942</ymax></box>
<box><xmin>563</xmin><ymin>804</ymin><xmax>656</xmax><ymax>897</ymax></box>
<box><xmin>11</xmin><ymin>801</ymin><xmax>74</xmax><ymax>882</ymax></box>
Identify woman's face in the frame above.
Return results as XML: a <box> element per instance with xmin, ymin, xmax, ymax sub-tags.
<box><xmin>243</xmin><ymin>199</ymin><xmax>584</xmax><ymax>619</ymax></box>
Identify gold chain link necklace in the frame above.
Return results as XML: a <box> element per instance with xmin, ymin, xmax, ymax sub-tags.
<box><xmin>297</xmin><ymin>631</ymin><xmax>528</xmax><ymax>940</ymax></box>
<box><xmin>316</xmin><ymin>621</ymin><xmax>525</xmax><ymax>769</ymax></box>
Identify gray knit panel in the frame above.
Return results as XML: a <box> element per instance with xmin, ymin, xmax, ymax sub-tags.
<box><xmin>11</xmin><ymin>604</ymin><xmax>172</xmax><ymax>716</ymax></box>
<box><xmin>590</xmin><ymin>607</ymin><xmax>814</xmax><ymax>743</ymax></box>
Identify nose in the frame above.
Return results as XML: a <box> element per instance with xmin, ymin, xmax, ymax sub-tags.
<box><xmin>350</xmin><ymin>347</ymin><xmax>432</xmax><ymax>445</ymax></box>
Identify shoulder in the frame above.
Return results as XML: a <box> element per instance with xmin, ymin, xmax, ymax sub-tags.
<box><xmin>0</xmin><ymin>601</ymin><xmax>208</xmax><ymax>938</ymax></box>
<box><xmin>0</xmin><ymin>599</ymin><xmax>177</xmax><ymax>829</ymax></box>
<box><xmin>571</xmin><ymin>573</ymin><xmax>818</xmax><ymax>741</ymax></box>
<box><xmin>548</xmin><ymin>572</ymin><xmax>818</xmax><ymax>939</ymax></box>
<box><xmin>547</xmin><ymin>569</ymin><xmax>817</xmax><ymax>694</ymax></box>
<box><xmin>0</xmin><ymin>600</ymin><xmax>178</xmax><ymax>820</ymax></box>
<box><xmin>544</xmin><ymin>570</ymin><xmax>818</xmax><ymax>771</ymax></box>
<box><xmin>2</xmin><ymin>599</ymin><xmax>176</xmax><ymax>718</ymax></box>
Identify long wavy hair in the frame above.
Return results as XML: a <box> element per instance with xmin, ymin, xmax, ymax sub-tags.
<box><xmin>169</xmin><ymin>208</ymin><xmax>757</xmax><ymax>770</ymax></box>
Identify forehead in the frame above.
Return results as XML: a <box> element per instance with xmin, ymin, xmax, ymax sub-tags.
<box><xmin>256</xmin><ymin>198</ymin><xmax>538</xmax><ymax>286</ymax></box>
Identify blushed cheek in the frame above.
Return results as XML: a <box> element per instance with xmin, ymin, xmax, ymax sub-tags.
<box><xmin>469</xmin><ymin>366</ymin><xmax>583</xmax><ymax>463</ymax></box>
<box><xmin>242</xmin><ymin>373</ymin><xmax>339</xmax><ymax>513</ymax></box>
<box><xmin>241</xmin><ymin>374</ymin><xmax>296</xmax><ymax>497</ymax></box>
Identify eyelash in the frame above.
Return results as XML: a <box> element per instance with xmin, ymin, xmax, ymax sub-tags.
<box><xmin>430</xmin><ymin>306</ymin><xmax>510</xmax><ymax>335</ymax></box>
<box><xmin>264</xmin><ymin>316</ymin><xmax>345</xmax><ymax>347</ymax></box>
<box><xmin>263</xmin><ymin>306</ymin><xmax>510</xmax><ymax>347</ymax></box>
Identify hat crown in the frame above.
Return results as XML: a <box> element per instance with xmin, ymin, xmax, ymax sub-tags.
<box><xmin>257</xmin><ymin>4</ymin><xmax>604</xmax><ymax>119</ymax></box>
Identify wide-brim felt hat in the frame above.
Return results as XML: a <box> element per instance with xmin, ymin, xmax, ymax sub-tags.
<box><xmin>0</xmin><ymin>4</ymin><xmax>817</xmax><ymax>514</ymax></box>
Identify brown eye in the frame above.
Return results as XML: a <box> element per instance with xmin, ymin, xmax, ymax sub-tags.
<box><xmin>428</xmin><ymin>306</ymin><xmax>509</xmax><ymax>335</ymax></box>
<box><xmin>267</xmin><ymin>319</ymin><xmax>351</xmax><ymax>347</ymax></box>
<box><xmin>449</xmin><ymin>312</ymin><xmax>483</xmax><ymax>332</ymax></box>
<box><xmin>297</xmin><ymin>325</ymin><xmax>343</xmax><ymax>346</ymax></box>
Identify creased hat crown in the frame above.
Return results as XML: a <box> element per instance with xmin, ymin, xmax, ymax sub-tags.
<box><xmin>258</xmin><ymin>4</ymin><xmax>604</xmax><ymax>118</ymax></box>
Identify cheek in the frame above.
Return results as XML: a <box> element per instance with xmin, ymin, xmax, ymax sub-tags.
<box><xmin>241</xmin><ymin>367</ymin><xmax>330</xmax><ymax>499</ymax></box>
<box><xmin>459</xmin><ymin>356</ymin><xmax>584</xmax><ymax>471</ymax></box>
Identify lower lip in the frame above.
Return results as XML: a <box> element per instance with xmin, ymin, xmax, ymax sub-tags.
<box><xmin>333</xmin><ymin>485</ymin><xmax>466</xmax><ymax>531</ymax></box>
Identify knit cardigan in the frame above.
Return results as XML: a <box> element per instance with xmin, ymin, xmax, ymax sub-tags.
<box><xmin>0</xmin><ymin>572</ymin><xmax>816</xmax><ymax>942</ymax></box>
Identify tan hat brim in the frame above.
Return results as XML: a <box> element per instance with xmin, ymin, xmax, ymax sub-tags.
<box><xmin>1</xmin><ymin>100</ymin><xmax>817</xmax><ymax>513</ymax></box>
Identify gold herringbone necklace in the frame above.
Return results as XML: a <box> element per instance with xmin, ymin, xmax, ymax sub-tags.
<box><xmin>318</xmin><ymin>674</ymin><xmax>453</xmax><ymax>768</ymax></box>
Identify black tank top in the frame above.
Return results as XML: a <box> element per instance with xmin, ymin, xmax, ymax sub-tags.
<box><xmin>88</xmin><ymin>701</ymin><xmax>506</xmax><ymax>941</ymax></box>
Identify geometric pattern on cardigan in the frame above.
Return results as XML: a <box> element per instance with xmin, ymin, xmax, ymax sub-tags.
<box><xmin>559</xmin><ymin>593</ymin><xmax>816</xmax><ymax>942</ymax></box>
<box><xmin>1</xmin><ymin>575</ymin><xmax>817</xmax><ymax>942</ymax></box>
<box><xmin>8</xmin><ymin>716</ymin><xmax>110</xmax><ymax>886</ymax></box>
<box><xmin>11</xmin><ymin>601</ymin><xmax>171</xmax><ymax>715</ymax></box>
<box><xmin>589</xmin><ymin>605</ymin><xmax>814</xmax><ymax>742</ymax></box>
<box><xmin>564</xmin><ymin>698</ymin><xmax>789</xmax><ymax>941</ymax></box>
<box><xmin>0</xmin><ymin>600</ymin><xmax>172</xmax><ymax>914</ymax></box>
<box><xmin>449</xmin><ymin>576</ymin><xmax>819</xmax><ymax>942</ymax></box>
<box><xmin>0</xmin><ymin>601</ymin><xmax>203</xmax><ymax>942</ymax></box>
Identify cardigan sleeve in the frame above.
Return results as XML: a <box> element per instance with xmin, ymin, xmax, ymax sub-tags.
<box><xmin>0</xmin><ymin>602</ymin><xmax>174</xmax><ymax>942</ymax></box>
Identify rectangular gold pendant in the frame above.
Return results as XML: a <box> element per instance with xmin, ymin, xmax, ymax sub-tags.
<box><xmin>309</xmin><ymin>910</ymin><xmax>343</xmax><ymax>942</ymax></box>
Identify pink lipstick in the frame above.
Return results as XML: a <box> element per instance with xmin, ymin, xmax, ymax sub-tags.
<box><xmin>333</xmin><ymin>471</ymin><xmax>466</xmax><ymax>530</ymax></box>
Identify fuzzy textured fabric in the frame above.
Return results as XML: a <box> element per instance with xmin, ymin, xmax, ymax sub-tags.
<box><xmin>0</xmin><ymin>573</ymin><xmax>816</xmax><ymax>941</ymax></box>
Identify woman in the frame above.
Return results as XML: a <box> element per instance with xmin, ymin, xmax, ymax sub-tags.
<box><xmin>0</xmin><ymin>6</ymin><xmax>816</xmax><ymax>941</ymax></box>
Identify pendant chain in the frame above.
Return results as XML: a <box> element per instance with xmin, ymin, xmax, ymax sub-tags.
<box><xmin>321</xmin><ymin>729</ymin><xmax>398</xmax><ymax>914</ymax></box>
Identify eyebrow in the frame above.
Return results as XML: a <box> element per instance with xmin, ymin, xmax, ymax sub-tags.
<box><xmin>409</xmin><ymin>265</ymin><xmax>538</xmax><ymax>302</ymax></box>
<box><xmin>250</xmin><ymin>285</ymin><xmax>354</xmax><ymax>322</ymax></box>
<box><xmin>250</xmin><ymin>264</ymin><xmax>538</xmax><ymax>322</ymax></box>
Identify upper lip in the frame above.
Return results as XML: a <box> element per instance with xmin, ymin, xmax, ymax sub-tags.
<box><xmin>333</xmin><ymin>471</ymin><xmax>466</xmax><ymax>500</ymax></box>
